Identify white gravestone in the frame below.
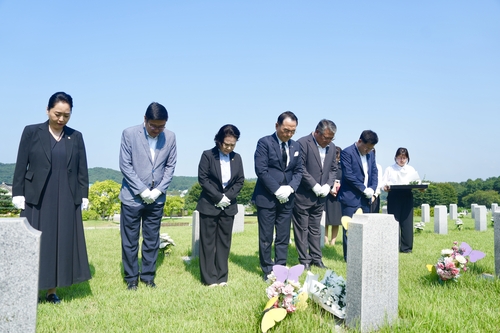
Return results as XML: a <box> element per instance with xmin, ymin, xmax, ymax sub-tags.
<box><xmin>421</xmin><ymin>204</ymin><xmax>430</xmax><ymax>223</ymax></box>
<box><xmin>471</xmin><ymin>203</ymin><xmax>478</xmax><ymax>218</ymax></box>
<box><xmin>492</xmin><ymin>203</ymin><xmax>498</xmax><ymax>213</ymax></box>
<box><xmin>474</xmin><ymin>205</ymin><xmax>487</xmax><ymax>231</ymax></box>
<box><xmin>320</xmin><ymin>211</ymin><xmax>326</xmax><ymax>248</ymax></box>
<box><xmin>449</xmin><ymin>204</ymin><xmax>458</xmax><ymax>220</ymax></box>
<box><xmin>345</xmin><ymin>214</ymin><xmax>399</xmax><ymax>332</ymax></box>
<box><xmin>232</xmin><ymin>204</ymin><xmax>245</xmax><ymax>233</ymax></box>
<box><xmin>434</xmin><ymin>206</ymin><xmax>448</xmax><ymax>234</ymax></box>
<box><xmin>381</xmin><ymin>205</ymin><xmax>387</xmax><ymax>214</ymax></box>
<box><xmin>494</xmin><ymin>211</ymin><xmax>500</xmax><ymax>277</ymax></box>
<box><xmin>0</xmin><ymin>218</ymin><xmax>41</xmax><ymax>333</ymax></box>
<box><xmin>191</xmin><ymin>210</ymin><xmax>200</xmax><ymax>258</ymax></box>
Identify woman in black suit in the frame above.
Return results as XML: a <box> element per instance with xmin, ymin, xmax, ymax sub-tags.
<box><xmin>12</xmin><ymin>92</ymin><xmax>91</xmax><ymax>303</ymax></box>
<box><xmin>324</xmin><ymin>146</ymin><xmax>342</xmax><ymax>246</ymax></box>
<box><xmin>196</xmin><ymin>124</ymin><xmax>245</xmax><ymax>287</ymax></box>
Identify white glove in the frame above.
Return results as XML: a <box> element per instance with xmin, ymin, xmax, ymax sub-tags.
<box><xmin>150</xmin><ymin>188</ymin><xmax>162</xmax><ymax>201</ymax></box>
<box><xmin>275</xmin><ymin>185</ymin><xmax>293</xmax><ymax>201</ymax></box>
<box><xmin>363</xmin><ymin>187</ymin><xmax>374</xmax><ymax>199</ymax></box>
<box><xmin>218</xmin><ymin>194</ymin><xmax>231</xmax><ymax>207</ymax></box>
<box><xmin>82</xmin><ymin>198</ymin><xmax>89</xmax><ymax>210</ymax></box>
<box><xmin>319</xmin><ymin>184</ymin><xmax>331</xmax><ymax>197</ymax></box>
<box><xmin>12</xmin><ymin>196</ymin><xmax>25</xmax><ymax>210</ymax></box>
<box><xmin>140</xmin><ymin>189</ymin><xmax>154</xmax><ymax>204</ymax></box>
<box><xmin>312</xmin><ymin>184</ymin><xmax>322</xmax><ymax>197</ymax></box>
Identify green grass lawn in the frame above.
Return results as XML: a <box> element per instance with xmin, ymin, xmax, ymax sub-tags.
<box><xmin>35</xmin><ymin>214</ymin><xmax>499</xmax><ymax>332</ymax></box>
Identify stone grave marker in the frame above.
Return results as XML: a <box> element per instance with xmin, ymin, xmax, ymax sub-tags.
<box><xmin>421</xmin><ymin>204</ymin><xmax>430</xmax><ymax>223</ymax></box>
<box><xmin>232</xmin><ymin>204</ymin><xmax>245</xmax><ymax>233</ymax></box>
<box><xmin>345</xmin><ymin>213</ymin><xmax>399</xmax><ymax>332</ymax></box>
<box><xmin>190</xmin><ymin>210</ymin><xmax>200</xmax><ymax>258</ymax></box>
<box><xmin>449</xmin><ymin>204</ymin><xmax>458</xmax><ymax>220</ymax></box>
<box><xmin>434</xmin><ymin>205</ymin><xmax>448</xmax><ymax>234</ymax></box>
<box><xmin>471</xmin><ymin>203</ymin><xmax>478</xmax><ymax>218</ymax></box>
<box><xmin>0</xmin><ymin>218</ymin><xmax>41</xmax><ymax>333</ymax></box>
<box><xmin>492</xmin><ymin>203</ymin><xmax>498</xmax><ymax>213</ymax></box>
<box><xmin>494</xmin><ymin>211</ymin><xmax>500</xmax><ymax>277</ymax></box>
<box><xmin>320</xmin><ymin>210</ymin><xmax>326</xmax><ymax>248</ymax></box>
<box><xmin>474</xmin><ymin>205</ymin><xmax>487</xmax><ymax>231</ymax></box>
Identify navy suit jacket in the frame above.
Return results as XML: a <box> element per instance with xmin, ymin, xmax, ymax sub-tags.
<box><xmin>338</xmin><ymin>143</ymin><xmax>378</xmax><ymax>208</ymax></box>
<box><xmin>252</xmin><ymin>133</ymin><xmax>303</xmax><ymax>209</ymax></box>
<box><xmin>196</xmin><ymin>147</ymin><xmax>245</xmax><ymax>216</ymax></box>
<box><xmin>12</xmin><ymin>120</ymin><xmax>89</xmax><ymax>206</ymax></box>
<box><xmin>294</xmin><ymin>133</ymin><xmax>337</xmax><ymax>208</ymax></box>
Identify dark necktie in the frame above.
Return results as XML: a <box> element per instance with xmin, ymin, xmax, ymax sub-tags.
<box><xmin>281</xmin><ymin>142</ymin><xmax>287</xmax><ymax>166</ymax></box>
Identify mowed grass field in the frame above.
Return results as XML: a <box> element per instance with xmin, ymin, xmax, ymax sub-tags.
<box><xmin>33</xmin><ymin>213</ymin><xmax>500</xmax><ymax>332</ymax></box>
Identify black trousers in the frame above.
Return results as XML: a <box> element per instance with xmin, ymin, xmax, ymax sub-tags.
<box><xmin>292</xmin><ymin>202</ymin><xmax>324</xmax><ymax>265</ymax></box>
<box><xmin>199</xmin><ymin>211</ymin><xmax>234</xmax><ymax>285</ymax></box>
<box><xmin>387</xmin><ymin>190</ymin><xmax>414</xmax><ymax>252</ymax></box>
<box><xmin>257</xmin><ymin>204</ymin><xmax>293</xmax><ymax>275</ymax></box>
<box><xmin>120</xmin><ymin>202</ymin><xmax>164</xmax><ymax>282</ymax></box>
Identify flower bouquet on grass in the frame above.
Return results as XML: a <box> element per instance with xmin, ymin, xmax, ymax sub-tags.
<box><xmin>307</xmin><ymin>270</ymin><xmax>346</xmax><ymax>319</ymax></box>
<box><xmin>427</xmin><ymin>241</ymin><xmax>485</xmax><ymax>283</ymax></box>
<box><xmin>261</xmin><ymin>264</ymin><xmax>308</xmax><ymax>333</ymax></box>
<box><xmin>414</xmin><ymin>222</ymin><xmax>425</xmax><ymax>233</ymax></box>
<box><xmin>159</xmin><ymin>233</ymin><xmax>175</xmax><ymax>255</ymax></box>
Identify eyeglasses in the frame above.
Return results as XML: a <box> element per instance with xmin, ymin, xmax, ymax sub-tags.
<box><xmin>147</xmin><ymin>123</ymin><xmax>166</xmax><ymax>131</ymax></box>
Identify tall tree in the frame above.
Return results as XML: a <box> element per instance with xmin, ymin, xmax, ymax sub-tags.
<box><xmin>164</xmin><ymin>196</ymin><xmax>185</xmax><ymax>218</ymax></box>
<box><xmin>184</xmin><ymin>182</ymin><xmax>202</xmax><ymax>212</ymax></box>
<box><xmin>88</xmin><ymin>180</ymin><xmax>121</xmax><ymax>220</ymax></box>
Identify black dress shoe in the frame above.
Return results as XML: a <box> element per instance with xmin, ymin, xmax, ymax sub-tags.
<box><xmin>46</xmin><ymin>293</ymin><xmax>61</xmax><ymax>304</ymax></box>
<box><xmin>140</xmin><ymin>279</ymin><xmax>157</xmax><ymax>288</ymax></box>
<box><xmin>303</xmin><ymin>263</ymin><xmax>311</xmax><ymax>271</ymax></box>
<box><xmin>127</xmin><ymin>280</ymin><xmax>138</xmax><ymax>290</ymax></box>
<box><xmin>312</xmin><ymin>261</ymin><xmax>328</xmax><ymax>269</ymax></box>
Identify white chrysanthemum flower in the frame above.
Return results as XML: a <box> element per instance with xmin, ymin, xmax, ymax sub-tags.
<box><xmin>441</xmin><ymin>249</ymin><xmax>453</xmax><ymax>256</ymax></box>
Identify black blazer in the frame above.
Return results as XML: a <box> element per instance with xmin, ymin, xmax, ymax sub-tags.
<box><xmin>12</xmin><ymin>121</ymin><xmax>89</xmax><ymax>206</ymax></box>
<box><xmin>196</xmin><ymin>147</ymin><xmax>245</xmax><ymax>216</ymax></box>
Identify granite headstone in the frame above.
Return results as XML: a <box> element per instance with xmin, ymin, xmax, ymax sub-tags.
<box><xmin>345</xmin><ymin>213</ymin><xmax>399</xmax><ymax>332</ymax></box>
<box><xmin>0</xmin><ymin>218</ymin><xmax>41</xmax><ymax>333</ymax></box>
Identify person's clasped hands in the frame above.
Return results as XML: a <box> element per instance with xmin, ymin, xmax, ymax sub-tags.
<box><xmin>312</xmin><ymin>184</ymin><xmax>330</xmax><ymax>197</ymax></box>
<box><xmin>216</xmin><ymin>194</ymin><xmax>231</xmax><ymax>210</ymax></box>
<box><xmin>140</xmin><ymin>188</ymin><xmax>162</xmax><ymax>204</ymax></box>
<box><xmin>363</xmin><ymin>187</ymin><xmax>374</xmax><ymax>199</ymax></box>
<box><xmin>274</xmin><ymin>185</ymin><xmax>293</xmax><ymax>204</ymax></box>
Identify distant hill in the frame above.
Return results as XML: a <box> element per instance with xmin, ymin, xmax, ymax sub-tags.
<box><xmin>0</xmin><ymin>163</ymin><xmax>197</xmax><ymax>191</ymax></box>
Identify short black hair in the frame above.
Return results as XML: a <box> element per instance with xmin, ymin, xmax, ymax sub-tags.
<box><xmin>214</xmin><ymin>124</ymin><xmax>240</xmax><ymax>145</ymax></box>
<box><xmin>145</xmin><ymin>102</ymin><xmax>168</xmax><ymax>121</ymax></box>
<box><xmin>394</xmin><ymin>147</ymin><xmax>410</xmax><ymax>163</ymax></box>
<box><xmin>277</xmin><ymin>111</ymin><xmax>298</xmax><ymax>125</ymax></box>
<box><xmin>48</xmin><ymin>92</ymin><xmax>73</xmax><ymax>111</ymax></box>
<box><xmin>359</xmin><ymin>130</ymin><xmax>378</xmax><ymax>145</ymax></box>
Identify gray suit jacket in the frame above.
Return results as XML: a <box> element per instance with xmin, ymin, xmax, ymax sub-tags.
<box><xmin>294</xmin><ymin>133</ymin><xmax>337</xmax><ymax>208</ymax></box>
<box><xmin>119</xmin><ymin>124</ymin><xmax>177</xmax><ymax>207</ymax></box>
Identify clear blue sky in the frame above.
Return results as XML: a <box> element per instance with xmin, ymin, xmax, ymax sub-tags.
<box><xmin>1</xmin><ymin>1</ymin><xmax>499</xmax><ymax>182</ymax></box>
